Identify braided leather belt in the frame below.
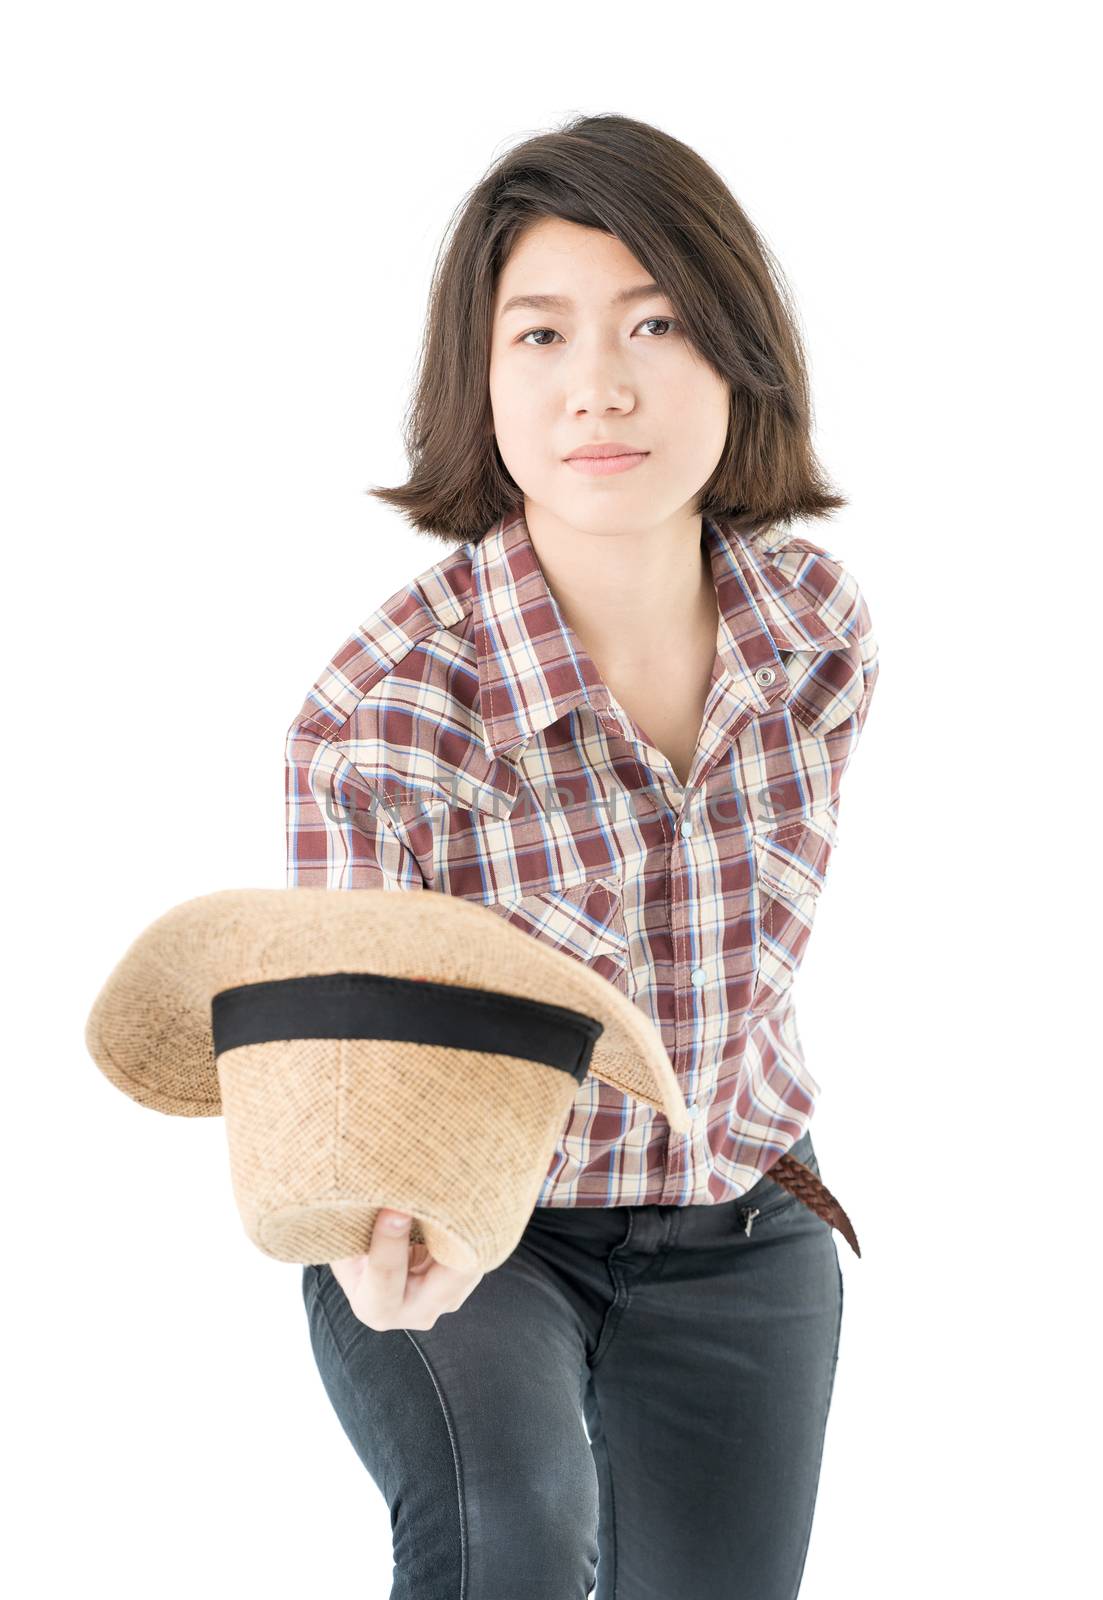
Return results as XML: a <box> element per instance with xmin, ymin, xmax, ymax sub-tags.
<box><xmin>737</xmin><ymin>1154</ymin><xmax>861</xmax><ymax>1257</ymax></box>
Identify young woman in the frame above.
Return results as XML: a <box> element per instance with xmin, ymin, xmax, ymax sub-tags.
<box><xmin>287</xmin><ymin>112</ymin><xmax>879</xmax><ymax>1600</ymax></box>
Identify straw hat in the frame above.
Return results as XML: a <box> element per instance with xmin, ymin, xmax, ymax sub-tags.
<box><xmin>84</xmin><ymin>886</ymin><xmax>696</xmax><ymax>1274</ymax></box>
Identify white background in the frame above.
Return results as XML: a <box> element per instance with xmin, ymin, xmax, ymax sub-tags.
<box><xmin>4</xmin><ymin>2</ymin><xmax>1098</xmax><ymax>1595</ymax></box>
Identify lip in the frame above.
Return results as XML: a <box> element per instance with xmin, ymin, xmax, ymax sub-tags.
<box><xmin>565</xmin><ymin>451</ymin><xmax>649</xmax><ymax>477</ymax></box>
<box><xmin>565</xmin><ymin>441</ymin><xmax>645</xmax><ymax>459</ymax></box>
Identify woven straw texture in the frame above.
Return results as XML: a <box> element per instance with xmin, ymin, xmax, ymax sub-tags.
<box><xmin>84</xmin><ymin>887</ymin><xmax>694</xmax><ymax>1267</ymax></box>
<box><xmin>219</xmin><ymin>1036</ymin><xmax>574</xmax><ymax>1268</ymax></box>
<box><xmin>85</xmin><ymin>887</ymin><xmax>691</xmax><ymax>1130</ymax></box>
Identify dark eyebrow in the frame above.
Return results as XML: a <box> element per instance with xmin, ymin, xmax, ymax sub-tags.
<box><xmin>497</xmin><ymin>281</ymin><xmax>667</xmax><ymax>318</ymax></box>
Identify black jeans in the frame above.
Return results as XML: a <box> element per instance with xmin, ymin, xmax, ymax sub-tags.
<box><xmin>300</xmin><ymin>1129</ymin><xmax>843</xmax><ymax>1600</ymax></box>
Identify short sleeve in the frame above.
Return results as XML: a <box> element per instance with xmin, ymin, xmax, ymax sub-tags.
<box><xmin>285</xmin><ymin>721</ymin><xmax>426</xmax><ymax>892</ymax></box>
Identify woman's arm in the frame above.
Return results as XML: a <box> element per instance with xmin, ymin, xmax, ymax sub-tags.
<box><xmin>285</xmin><ymin>720</ymin><xmax>426</xmax><ymax>892</ymax></box>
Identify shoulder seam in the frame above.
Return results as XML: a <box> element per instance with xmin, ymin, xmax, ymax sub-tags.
<box><xmin>292</xmin><ymin>612</ymin><xmax>456</xmax><ymax>742</ymax></box>
<box><xmin>290</xmin><ymin>549</ymin><xmax>474</xmax><ymax>741</ymax></box>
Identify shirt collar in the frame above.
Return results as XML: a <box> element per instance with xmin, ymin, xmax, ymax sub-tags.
<box><xmin>472</xmin><ymin>507</ymin><xmax>855</xmax><ymax>760</ymax></box>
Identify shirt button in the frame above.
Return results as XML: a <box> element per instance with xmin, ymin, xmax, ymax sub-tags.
<box><xmin>680</xmin><ymin>819</ymin><xmax>693</xmax><ymax>837</ymax></box>
<box><xmin>755</xmin><ymin>665</ymin><xmax>777</xmax><ymax>687</ymax></box>
<box><xmin>691</xmin><ymin>967</ymin><xmax>707</xmax><ymax>986</ymax></box>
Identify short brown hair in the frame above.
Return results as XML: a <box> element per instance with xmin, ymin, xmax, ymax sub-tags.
<box><xmin>368</xmin><ymin>112</ymin><xmax>846</xmax><ymax>548</ymax></box>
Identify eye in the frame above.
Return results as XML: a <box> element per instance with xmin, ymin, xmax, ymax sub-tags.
<box><xmin>518</xmin><ymin>315</ymin><xmax>682</xmax><ymax>347</ymax></box>
<box><xmin>636</xmin><ymin>316</ymin><xmax>680</xmax><ymax>338</ymax></box>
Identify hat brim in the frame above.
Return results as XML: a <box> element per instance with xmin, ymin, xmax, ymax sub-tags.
<box><xmin>86</xmin><ymin>888</ymin><xmax>693</xmax><ymax>1135</ymax></box>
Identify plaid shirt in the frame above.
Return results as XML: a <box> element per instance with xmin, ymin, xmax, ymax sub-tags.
<box><xmin>285</xmin><ymin>508</ymin><xmax>879</xmax><ymax>1207</ymax></box>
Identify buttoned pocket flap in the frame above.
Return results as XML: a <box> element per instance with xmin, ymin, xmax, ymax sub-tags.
<box><xmin>750</xmin><ymin>812</ymin><xmax>839</xmax><ymax>1014</ymax></box>
<box><xmin>483</xmin><ymin>877</ymin><xmax>628</xmax><ymax>992</ymax></box>
<box><xmin>755</xmin><ymin>810</ymin><xmax>838</xmax><ymax>904</ymax></box>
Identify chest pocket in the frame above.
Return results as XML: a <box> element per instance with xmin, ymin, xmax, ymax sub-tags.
<box><xmin>751</xmin><ymin>809</ymin><xmax>838</xmax><ymax>1014</ymax></box>
<box><xmin>480</xmin><ymin>876</ymin><xmax>630</xmax><ymax>997</ymax></box>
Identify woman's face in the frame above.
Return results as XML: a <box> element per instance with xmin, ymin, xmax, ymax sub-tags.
<box><xmin>488</xmin><ymin>216</ymin><xmax>731</xmax><ymax>537</ymax></box>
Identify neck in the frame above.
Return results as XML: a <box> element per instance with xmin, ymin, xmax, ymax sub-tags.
<box><xmin>521</xmin><ymin>501</ymin><xmax>718</xmax><ymax>671</ymax></box>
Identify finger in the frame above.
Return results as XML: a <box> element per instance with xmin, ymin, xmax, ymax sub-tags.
<box><xmin>366</xmin><ymin>1210</ymin><xmax>415</xmax><ymax>1295</ymax></box>
<box><xmin>407</xmin><ymin>1241</ymin><xmax>432</xmax><ymax>1275</ymax></box>
<box><xmin>401</xmin><ymin>1259</ymin><xmax>460</xmax><ymax>1314</ymax></box>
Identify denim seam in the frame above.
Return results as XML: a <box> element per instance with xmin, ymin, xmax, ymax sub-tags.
<box><xmin>309</xmin><ymin>1276</ymin><xmax>470</xmax><ymax>1599</ymax></box>
<box><xmin>787</xmin><ymin>1243</ymin><xmax>844</xmax><ymax>1599</ymax></box>
<box><xmin>311</xmin><ymin>1268</ymin><xmax>363</xmax><ymax>1367</ymax></box>
<box><xmin>596</xmin><ymin>1220</ymin><xmax>685</xmax><ymax>1599</ymax></box>
<box><xmin>590</xmin><ymin>1208</ymin><xmax>637</xmax><ymax>1372</ymax></box>
<box><xmin>403</xmin><ymin>1330</ymin><xmax>469</xmax><ymax>1600</ymax></box>
<box><xmin>591</xmin><ymin>1211</ymin><xmax>682</xmax><ymax>1376</ymax></box>
<box><xmin>603</xmin><ymin>1385</ymin><xmax>619</xmax><ymax>1600</ymax></box>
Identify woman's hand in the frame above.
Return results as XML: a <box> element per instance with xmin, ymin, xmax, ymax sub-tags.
<box><xmin>327</xmin><ymin>1209</ymin><xmax>485</xmax><ymax>1332</ymax></box>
